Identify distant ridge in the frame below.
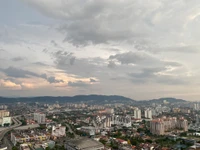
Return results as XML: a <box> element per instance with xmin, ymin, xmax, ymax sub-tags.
<box><xmin>0</xmin><ymin>95</ymin><xmax>187</xmax><ymax>104</ymax></box>
<box><xmin>140</xmin><ymin>97</ymin><xmax>186</xmax><ymax>103</ymax></box>
<box><xmin>0</xmin><ymin>95</ymin><xmax>135</xmax><ymax>104</ymax></box>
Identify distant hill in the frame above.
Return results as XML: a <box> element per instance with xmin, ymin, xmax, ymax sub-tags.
<box><xmin>0</xmin><ymin>95</ymin><xmax>135</xmax><ymax>104</ymax></box>
<box><xmin>140</xmin><ymin>97</ymin><xmax>186</xmax><ymax>104</ymax></box>
<box><xmin>0</xmin><ymin>95</ymin><xmax>187</xmax><ymax>105</ymax></box>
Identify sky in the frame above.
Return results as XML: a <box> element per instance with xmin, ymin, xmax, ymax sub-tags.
<box><xmin>0</xmin><ymin>0</ymin><xmax>200</xmax><ymax>100</ymax></box>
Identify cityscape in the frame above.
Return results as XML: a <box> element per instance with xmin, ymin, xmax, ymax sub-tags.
<box><xmin>1</xmin><ymin>0</ymin><xmax>200</xmax><ymax>150</ymax></box>
<box><xmin>0</xmin><ymin>96</ymin><xmax>198</xmax><ymax>149</ymax></box>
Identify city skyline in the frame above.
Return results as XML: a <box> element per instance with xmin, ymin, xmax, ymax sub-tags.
<box><xmin>1</xmin><ymin>0</ymin><xmax>200</xmax><ymax>100</ymax></box>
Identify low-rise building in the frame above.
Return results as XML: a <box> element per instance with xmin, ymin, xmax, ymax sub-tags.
<box><xmin>52</xmin><ymin>125</ymin><xmax>66</xmax><ymax>138</ymax></box>
<box><xmin>65</xmin><ymin>138</ymin><xmax>104</xmax><ymax>150</ymax></box>
<box><xmin>11</xmin><ymin>130</ymin><xmax>50</xmax><ymax>146</ymax></box>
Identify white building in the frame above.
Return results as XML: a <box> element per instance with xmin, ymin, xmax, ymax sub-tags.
<box><xmin>111</xmin><ymin>115</ymin><xmax>132</xmax><ymax>127</ymax></box>
<box><xmin>145</xmin><ymin>109</ymin><xmax>152</xmax><ymax>119</ymax></box>
<box><xmin>52</xmin><ymin>125</ymin><xmax>66</xmax><ymax>137</ymax></box>
<box><xmin>194</xmin><ymin>103</ymin><xmax>200</xmax><ymax>110</ymax></box>
<box><xmin>34</xmin><ymin>113</ymin><xmax>46</xmax><ymax>124</ymax></box>
<box><xmin>0</xmin><ymin>117</ymin><xmax>12</xmax><ymax>126</ymax></box>
<box><xmin>134</xmin><ymin>108</ymin><xmax>141</xmax><ymax>119</ymax></box>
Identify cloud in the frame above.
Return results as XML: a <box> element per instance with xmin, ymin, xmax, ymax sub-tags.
<box><xmin>11</xmin><ymin>57</ymin><xmax>25</xmax><ymax>62</ymax></box>
<box><xmin>46</xmin><ymin>76</ymin><xmax>64</xmax><ymax>84</ymax></box>
<box><xmin>107</xmin><ymin>61</ymin><xmax>116</xmax><ymax>69</ymax></box>
<box><xmin>20</xmin><ymin>0</ymin><xmax>200</xmax><ymax>48</ymax></box>
<box><xmin>0</xmin><ymin>67</ymin><xmax>64</xmax><ymax>84</ymax></box>
<box><xmin>1</xmin><ymin>67</ymin><xmax>39</xmax><ymax>78</ymax></box>
<box><xmin>68</xmin><ymin>80</ymin><xmax>90</xmax><ymax>87</ymax></box>
<box><xmin>0</xmin><ymin>79</ymin><xmax>21</xmax><ymax>90</ymax></box>
<box><xmin>90</xmin><ymin>78</ymin><xmax>97</xmax><ymax>83</ymax></box>
<box><xmin>19</xmin><ymin>0</ymin><xmax>160</xmax><ymax>45</ymax></box>
<box><xmin>129</xmin><ymin>67</ymin><xmax>187</xmax><ymax>85</ymax></box>
<box><xmin>32</xmin><ymin>62</ymin><xmax>49</xmax><ymax>66</ymax></box>
<box><xmin>109</xmin><ymin>51</ymin><xmax>157</xmax><ymax>65</ymax></box>
<box><xmin>53</xmin><ymin>50</ymin><xmax>76</xmax><ymax>66</ymax></box>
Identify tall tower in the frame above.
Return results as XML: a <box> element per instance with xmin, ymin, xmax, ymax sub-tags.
<box><xmin>134</xmin><ymin>108</ymin><xmax>141</xmax><ymax>119</ymax></box>
<box><xmin>145</xmin><ymin>109</ymin><xmax>152</xmax><ymax>119</ymax></box>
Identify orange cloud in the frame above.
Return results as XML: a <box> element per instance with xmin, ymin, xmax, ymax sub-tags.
<box><xmin>0</xmin><ymin>80</ymin><xmax>21</xmax><ymax>90</ymax></box>
<box><xmin>21</xmin><ymin>83</ymin><xmax>35</xmax><ymax>89</ymax></box>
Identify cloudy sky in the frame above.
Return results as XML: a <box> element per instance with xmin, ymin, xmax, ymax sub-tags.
<box><xmin>1</xmin><ymin>0</ymin><xmax>200</xmax><ymax>100</ymax></box>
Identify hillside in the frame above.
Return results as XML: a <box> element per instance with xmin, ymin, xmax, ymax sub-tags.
<box><xmin>140</xmin><ymin>97</ymin><xmax>186</xmax><ymax>104</ymax></box>
<box><xmin>0</xmin><ymin>95</ymin><xmax>135</xmax><ymax>104</ymax></box>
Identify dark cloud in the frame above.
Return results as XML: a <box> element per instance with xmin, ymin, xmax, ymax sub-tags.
<box><xmin>0</xmin><ymin>67</ymin><xmax>63</xmax><ymax>84</ymax></box>
<box><xmin>68</xmin><ymin>80</ymin><xmax>89</xmax><ymax>87</ymax></box>
<box><xmin>53</xmin><ymin>50</ymin><xmax>76</xmax><ymax>66</ymax></box>
<box><xmin>11</xmin><ymin>57</ymin><xmax>25</xmax><ymax>62</ymax></box>
<box><xmin>107</xmin><ymin>61</ymin><xmax>116</xmax><ymax>69</ymax></box>
<box><xmin>90</xmin><ymin>78</ymin><xmax>97</xmax><ymax>82</ymax></box>
<box><xmin>46</xmin><ymin>76</ymin><xmax>64</xmax><ymax>84</ymax></box>
<box><xmin>50</xmin><ymin>40</ymin><xmax>58</xmax><ymax>47</ymax></box>
<box><xmin>32</xmin><ymin>62</ymin><xmax>49</xmax><ymax>66</ymax></box>
<box><xmin>69</xmin><ymin>57</ymin><xmax>76</xmax><ymax>65</ymax></box>
<box><xmin>129</xmin><ymin>67</ymin><xmax>186</xmax><ymax>85</ymax></box>
<box><xmin>109</xmin><ymin>51</ymin><xmax>157</xmax><ymax>65</ymax></box>
<box><xmin>1</xmin><ymin>67</ymin><xmax>39</xmax><ymax>78</ymax></box>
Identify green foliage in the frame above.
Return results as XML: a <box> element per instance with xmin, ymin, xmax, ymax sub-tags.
<box><xmin>99</xmin><ymin>138</ymin><xmax>107</xmax><ymax>145</ymax></box>
<box><xmin>66</xmin><ymin>132</ymin><xmax>75</xmax><ymax>138</ymax></box>
<box><xmin>12</xmin><ymin>146</ymin><xmax>19</xmax><ymax>150</ymax></box>
<box><xmin>20</xmin><ymin>119</ymin><xmax>27</xmax><ymax>126</ymax></box>
<box><xmin>180</xmin><ymin>132</ymin><xmax>187</xmax><ymax>137</ymax></box>
<box><xmin>51</xmin><ymin>145</ymin><xmax>65</xmax><ymax>150</ymax></box>
<box><xmin>130</xmin><ymin>137</ymin><xmax>144</xmax><ymax>146</ymax></box>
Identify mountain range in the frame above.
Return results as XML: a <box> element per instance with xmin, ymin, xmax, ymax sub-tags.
<box><xmin>0</xmin><ymin>95</ymin><xmax>187</xmax><ymax>104</ymax></box>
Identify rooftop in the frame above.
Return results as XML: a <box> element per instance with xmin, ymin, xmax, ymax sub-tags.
<box><xmin>66</xmin><ymin>138</ymin><xmax>104</xmax><ymax>149</ymax></box>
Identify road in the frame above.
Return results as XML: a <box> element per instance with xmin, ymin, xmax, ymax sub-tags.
<box><xmin>0</xmin><ymin>116</ymin><xmax>22</xmax><ymax>141</ymax></box>
<box><xmin>65</xmin><ymin>124</ymin><xmax>79</xmax><ymax>138</ymax></box>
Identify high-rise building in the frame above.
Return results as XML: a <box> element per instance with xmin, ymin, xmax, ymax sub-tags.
<box><xmin>194</xmin><ymin>103</ymin><xmax>200</xmax><ymax>110</ymax></box>
<box><xmin>0</xmin><ymin>110</ymin><xmax>10</xmax><ymax>118</ymax></box>
<box><xmin>134</xmin><ymin>108</ymin><xmax>141</xmax><ymax>119</ymax></box>
<box><xmin>150</xmin><ymin>117</ymin><xmax>188</xmax><ymax>135</ymax></box>
<box><xmin>34</xmin><ymin>113</ymin><xmax>46</xmax><ymax>124</ymax></box>
<box><xmin>150</xmin><ymin>119</ymin><xmax>165</xmax><ymax>135</ymax></box>
<box><xmin>144</xmin><ymin>109</ymin><xmax>152</xmax><ymax>119</ymax></box>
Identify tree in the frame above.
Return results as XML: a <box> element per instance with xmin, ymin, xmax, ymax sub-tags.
<box><xmin>99</xmin><ymin>138</ymin><xmax>107</xmax><ymax>145</ymax></box>
<box><xmin>45</xmin><ymin>147</ymin><xmax>50</xmax><ymax>150</ymax></box>
<box><xmin>127</xmin><ymin>139</ymin><xmax>131</xmax><ymax>145</ymax></box>
<box><xmin>12</xmin><ymin>146</ymin><xmax>19</xmax><ymax>150</ymax></box>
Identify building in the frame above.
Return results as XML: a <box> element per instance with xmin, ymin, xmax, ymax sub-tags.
<box><xmin>11</xmin><ymin>130</ymin><xmax>50</xmax><ymax>146</ymax></box>
<box><xmin>0</xmin><ymin>117</ymin><xmax>12</xmax><ymax>126</ymax></box>
<box><xmin>150</xmin><ymin>119</ymin><xmax>165</xmax><ymax>135</ymax></box>
<box><xmin>196</xmin><ymin>114</ymin><xmax>200</xmax><ymax>126</ymax></box>
<box><xmin>52</xmin><ymin>125</ymin><xmax>66</xmax><ymax>138</ymax></box>
<box><xmin>194</xmin><ymin>103</ymin><xmax>200</xmax><ymax>110</ymax></box>
<box><xmin>20</xmin><ymin>144</ymin><xmax>30</xmax><ymax>150</ymax></box>
<box><xmin>150</xmin><ymin>117</ymin><xmax>188</xmax><ymax>135</ymax></box>
<box><xmin>80</xmin><ymin>126</ymin><xmax>100</xmax><ymax>136</ymax></box>
<box><xmin>144</xmin><ymin>109</ymin><xmax>152</xmax><ymax>119</ymax></box>
<box><xmin>111</xmin><ymin>115</ymin><xmax>132</xmax><ymax>127</ymax></box>
<box><xmin>34</xmin><ymin>113</ymin><xmax>46</xmax><ymax>124</ymax></box>
<box><xmin>0</xmin><ymin>110</ymin><xmax>9</xmax><ymax>118</ymax></box>
<box><xmin>65</xmin><ymin>138</ymin><xmax>104</xmax><ymax>150</ymax></box>
<box><xmin>134</xmin><ymin>108</ymin><xmax>141</xmax><ymax>119</ymax></box>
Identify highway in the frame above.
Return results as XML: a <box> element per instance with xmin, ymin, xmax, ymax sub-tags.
<box><xmin>0</xmin><ymin>116</ymin><xmax>22</xmax><ymax>141</ymax></box>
